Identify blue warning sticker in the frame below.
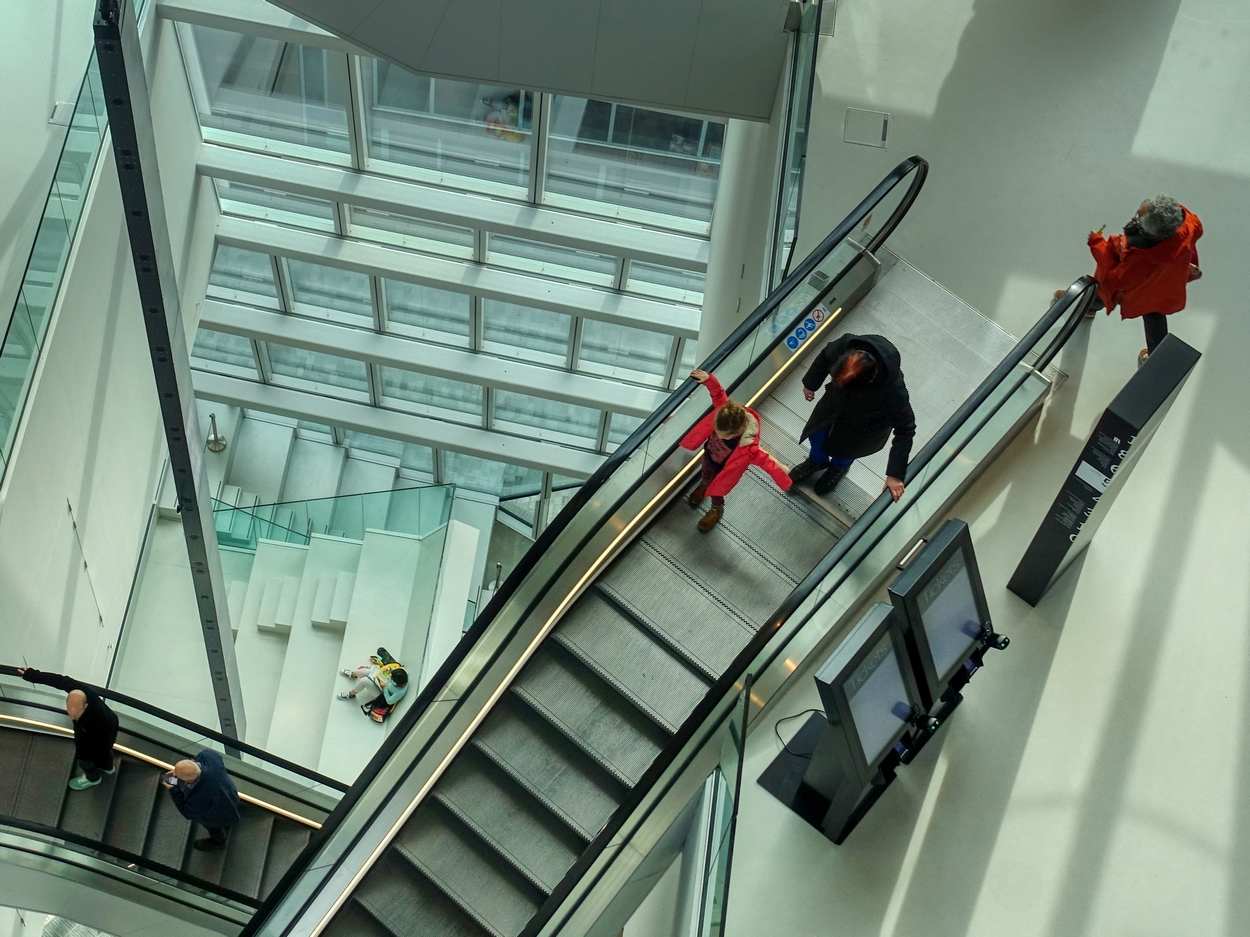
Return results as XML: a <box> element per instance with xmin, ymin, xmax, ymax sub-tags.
<box><xmin>784</xmin><ymin>304</ymin><xmax>830</xmax><ymax>355</ymax></box>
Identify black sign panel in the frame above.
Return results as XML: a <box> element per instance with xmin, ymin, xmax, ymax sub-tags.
<box><xmin>1008</xmin><ymin>335</ymin><xmax>1201</xmax><ymax>606</ymax></box>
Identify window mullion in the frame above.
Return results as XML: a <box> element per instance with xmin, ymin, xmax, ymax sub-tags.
<box><xmin>528</xmin><ymin>92</ymin><xmax>551</xmax><ymax>205</ymax></box>
<box><xmin>470</xmin><ymin>295</ymin><xmax>483</xmax><ymax>351</ymax></box>
<box><xmin>663</xmin><ymin>336</ymin><xmax>683</xmax><ymax>388</ymax></box>
<box><xmin>566</xmin><ymin>316</ymin><xmax>584</xmax><ymax>371</ymax></box>
<box><xmin>615</xmin><ymin>256</ymin><xmax>631</xmax><ymax>291</ymax></box>
<box><xmin>483</xmin><ymin>386</ymin><xmax>495</xmax><ymax>430</ymax></box>
<box><xmin>273</xmin><ymin>255</ymin><xmax>295</xmax><ymax>313</ymax></box>
<box><xmin>371</xmin><ymin>275</ymin><xmax>387</xmax><ymax>332</ymax></box>
<box><xmin>345</xmin><ymin>54</ymin><xmax>368</xmax><ymax>171</ymax></box>
<box><xmin>595</xmin><ymin>411</ymin><xmax>611</xmax><ymax>453</ymax></box>
<box><xmin>366</xmin><ymin>361</ymin><xmax>383</xmax><ymax>407</ymax></box>
<box><xmin>253</xmin><ymin>339</ymin><xmax>274</xmax><ymax>384</ymax></box>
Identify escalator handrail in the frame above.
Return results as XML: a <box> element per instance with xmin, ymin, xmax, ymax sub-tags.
<box><xmin>778</xmin><ymin>0</ymin><xmax>825</xmax><ymax>282</ymax></box>
<box><xmin>522</xmin><ymin>277</ymin><xmax>1101</xmax><ymax>937</ymax></box>
<box><xmin>0</xmin><ymin>694</ymin><xmax>336</xmax><ymax>815</ymax></box>
<box><xmin>239</xmin><ymin>157</ymin><xmax>930</xmax><ymax>937</ymax></box>
<box><xmin>0</xmin><ymin>665</ymin><xmax>349</xmax><ymax>793</ymax></box>
<box><xmin>0</xmin><ymin>811</ymin><xmax>262</xmax><ymax>909</ymax></box>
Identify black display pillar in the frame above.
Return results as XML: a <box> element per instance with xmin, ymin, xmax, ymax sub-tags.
<box><xmin>1008</xmin><ymin>334</ymin><xmax>1201</xmax><ymax>606</ymax></box>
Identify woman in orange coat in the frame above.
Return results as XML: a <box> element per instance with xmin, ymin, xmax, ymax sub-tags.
<box><xmin>1087</xmin><ymin>195</ymin><xmax>1202</xmax><ymax>366</ymax></box>
<box><xmin>681</xmin><ymin>369</ymin><xmax>792</xmax><ymax>531</ymax></box>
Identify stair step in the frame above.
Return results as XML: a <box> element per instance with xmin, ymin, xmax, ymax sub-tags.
<box><xmin>227</xmin><ymin>580</ymin><xmax>248</xmax><ymax>637</ymax></box>
<box><xmin>220</xmin><ymin>803</ymin><xmax>275</xmax><ymax>898</ymax></box>
<box><xmin>311</xmin><ymin>574</ymin><xmax>337</xmax><ymax>630</ymax></box>
<box><xmin>512</xmin><ymin>646</ymin><xmax>667</xmax><ymax>787</ymax></box>
<box><xmin>474</xmin><ymin>700</ymin><xmax>622</xmax><ymax>841</ymax></box>
<box><xmin>260</xmin><ymin>818</ymin><xmax>313</xmax><ymax>900</ymax></box>
<box><xmin>219</xmin><ymin>484</ymin><xmax>242</xmax><ymax>509</ymax></box>
<box><xmin>434</xmin><ymin>749</ymin><xmax>583</xmax><ymax>892</ymax></box>
<box><xmin>553</xmin><ymin>592</ymin><xmax>709</xmax><ymax>732</ymax></box>
<box><xmin>391</xmin><ymin>807</ymin><xmax>542</xmax><ymax>937</ymax></box>
<box><xmin>351</xmin><ymin>853</ymin><xmax>489</xmax><ymax>937</ymax></box>
<box><xmin>13</xmin><ymin>733</ymin><xmax>76</xmax><ymax>826</ymax></box>
<box><xmin>185</xmin><ymin>822</ymin><xmax>229</xmax><ymax>886</ymax></box>
<box><xmin>101</xmin><ymin>758</ymin><xmax>161</xmax><ymax>855</ymax></box>
<box><xmin>271</xmin><ymin>575</ymin><xmax>302</xmax><ymax>635</ymax></box>
<box><xmin>257</xmin><ymin>577</ymin><xmax>283</xmax><ymax>634</ymax></box>
<box><xmin>329</xmin><ymin>570</ymin><xmax>356</xmax><ymax>630</ymax></box>
<box><xmin>58</xmin><ymin>765</ymin><xmax>121</xmax><ymax>842</ymax></box>
<box><xmin>142</xmin><ymin>781</ymin><xmax>192</xmax><ymax>870</ymax></box>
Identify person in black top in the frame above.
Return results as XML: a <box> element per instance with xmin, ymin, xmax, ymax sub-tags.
<box><xmin>164</xmin><ymin>750</ymin><xmax>241</xmax><ymax>851</ymax></box>
<box><xmin>19</xmin><ymin>668</ymin><xmax>120</xmax><ymax>790</ymax></box>
<box><xmin>788</xmin><ymin>334</ymin><xmax>917</xmax><ymax>501</ymax></box>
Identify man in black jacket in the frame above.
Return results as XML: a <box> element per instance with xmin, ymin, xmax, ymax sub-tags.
<box><xmin>164</xmin><ymin>750</ymin><xmax>241</xmax><ymax>851</ymax></box>
<box><xmin>788</xmin><ymin>333</ymin><xmax>916</xmax><ymax>501</ymax></box>
<box><xmin>19</xmin><ymin>668</ymin><xmax>119</xmax><ymax>791</ymax></box>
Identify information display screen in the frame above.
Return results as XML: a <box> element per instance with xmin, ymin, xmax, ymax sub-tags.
<box><xmin>845</xmin><ymin>632</ymin><xmax>913</xmax><ymax>765</ymax></box>
<box><xmin>916</xmin><ymin>549</ymin><xmax>983</xmax><ymax>682</ymax></box>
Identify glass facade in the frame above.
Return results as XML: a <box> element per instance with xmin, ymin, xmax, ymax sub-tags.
<box><xmin>379</xmin><ymin>367</ymin><xmax>484</xmax><ymax>424</ymax></box>
<box><xmin>384</xmin><ymin>279</ymin><xmax>472</xmax><ymax>346</ymax></box>
<box><xmin>627</xmin><ymin>260</ymin><xmax>706</xmax><ymax>306</ymax></box>
<box><xmin>214</xmin><ymin>179</ymin><xmax>337</xmax><ymax>232</ymax></box>
<box><xmin>485</xmin><ymin>234</ymin><xmax>616</xmax><ymax>287</ymax></box>
<box><xmin>287</xmin><ymin>260</ymin><xmax>373</xmax><ymax>325</ymax></box>
<box><xmin>363</xmin><ymin>63</ymin><xmax>532</xmax><ymax>197</ymax></box>
<box><xmin>493</xmin><ymin>390</ymin><xmax>601</xmax><ymax>449</ymax></box>
<box><xmin>186</xmin><ymin>25</ymin><xmax>351</xmax><ymax>163</ymax></box>
<box><xmin>579</xmin><ymin>319</ymin><xmax>673</xmax><ymax>386</ymax></box>
<box><xmin>191</xmin><ymin>328</ymin><xmax>258</xmax><ymax>379</ymax></box>
<box><xmin>545</xmin><ymin>98</ymin><xmax>723</xmax><ymax>233</ymax></box>
<box><xmin>349</xmin><ymin>207</ymin><xmax>475</xmax><ymax>259</ymax></box>
<box><xmin>266</xmin><ymin>343</ymin><xmax>370</xmax><ymax>400</ymax></box>
<box><xmin>481</xmin><ymin>300</ymin><xmax>571</xmax><ymax>367</ymax></box>
<box><xmin>207</xmin><ymin>245</ymin><xmax>281</xmax><ymax>310</ymax></box>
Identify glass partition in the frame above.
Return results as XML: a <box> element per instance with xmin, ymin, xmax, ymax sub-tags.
<box><xmin>0</xmin><ymin>55</ymin><xmax>107</xmax><ymax>483</ymax></box>
<box><xmin>214</xmin><ymin>178</ymin><xmax>337</xmax><ymax>232</ymax></box>
<box><xmin>211</xmin><ymin>484</ymin><xmax>453</xmax><ymax>550</ymax></box>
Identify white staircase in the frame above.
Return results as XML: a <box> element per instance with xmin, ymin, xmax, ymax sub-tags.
<box><xmin>220</xmin><ymin>523</ymin><xmax>480</xmax><ymax>782</ymax></box>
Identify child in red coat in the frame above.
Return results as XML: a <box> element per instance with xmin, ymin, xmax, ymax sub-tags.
<box><xmin>681</xmin><ymin>369</ymin><xmax>792</xmax><ymax>531</ymax></box>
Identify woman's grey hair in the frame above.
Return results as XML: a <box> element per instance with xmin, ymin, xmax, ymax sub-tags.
<box><xmin>1139</xmin><ymin>195</ymin><xmax>1184</xmax><ymax>239</ymax></box>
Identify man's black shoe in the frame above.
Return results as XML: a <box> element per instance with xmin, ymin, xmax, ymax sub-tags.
<box><xmin>194</xmin><ymin>837</ymin><xmax>226</xmax><ymax>852</ymax></box>
<box><xmin>813</xmin><ymin>466</ymin><xmax>847</xmax><ymax>496</ymax></box>
<box><xmin>788</xmin><ymin>459</ymin><xmax>821</xmax><ymax>484</ymax></box>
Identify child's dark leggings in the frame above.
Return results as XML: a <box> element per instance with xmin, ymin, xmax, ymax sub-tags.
<box><xmin>701</xmin><ymin>456</ymin><xmax>726</xmax><ymax>507</ymax></box>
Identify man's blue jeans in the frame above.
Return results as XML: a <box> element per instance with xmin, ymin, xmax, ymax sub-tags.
<box><xmin>808</xmin><ymin>427</ymin><xmax>854</xmax><ymax>471</ymax></box>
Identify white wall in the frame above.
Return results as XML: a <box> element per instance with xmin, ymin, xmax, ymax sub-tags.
<box><xmin>0</xmin><ymin>12</ymin><xmax>219</xmax><ymax>684</ymax></box>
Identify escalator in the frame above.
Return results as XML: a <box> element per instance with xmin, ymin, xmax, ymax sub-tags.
<box><xmin>237</xmin><ymin>157</ymin><xmax>1094</xmax><ymax>937</ymax></box>
<box><xmin>0</xmin><ymin>669</ymin><xmax>346</xmax><ymax>931</ymax></box>
<box><xmin>0</xmin><ymin>157</ymin><xmax>1096</xmax><ymax>937</ymax></box>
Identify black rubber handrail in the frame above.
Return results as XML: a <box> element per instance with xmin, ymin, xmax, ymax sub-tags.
<box><xmin>523</xmin><ymin>277</ymin><xmax>1100</xmax><ymax>937</ymax></box>
<box><xmin>0</xmin><ymin>665</ymin><xmax>348</xmax><ymax>793</ymax></box>
<box><xmin>0</xmin><ymin>812</ymin><xmax>261</xmax><ymax>909</ymax></box>
<box><xmin>778</xmin><ymin>0</ymin><xmax>825</xmax><ymax>282</ymax></box>
<box><xmin>240</xmin><ymin>157</ymin><xmax>929</xmax><ymax>937</ymax></box>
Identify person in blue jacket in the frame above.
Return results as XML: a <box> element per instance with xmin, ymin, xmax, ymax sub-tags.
<box><xmin>164</xmin><ymin>750</ymin><xmax>241</xmax><ymax>851</ymax></box>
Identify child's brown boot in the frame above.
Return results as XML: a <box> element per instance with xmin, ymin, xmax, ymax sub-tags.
<box><xmin>687</xmin><ymin>480</ymin><xmax>710</xmax><ymax>507</ymax></box>
<box><xmin>698</xmin><ymin>504</ymin><xmax>723</xmax><ymax>531</ymax></box>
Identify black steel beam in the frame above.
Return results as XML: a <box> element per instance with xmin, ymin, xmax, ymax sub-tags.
<box><xmin>94</xmin><ymin>0</ymin><xmax>246</xmax><ymax>738</ymax></box>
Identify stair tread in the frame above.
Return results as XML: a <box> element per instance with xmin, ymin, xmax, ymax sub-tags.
<box><xmin>102</xmin><ymin>759</ymin><xmax>161</xmax><ymax>855</ymax></box>
<box><xmin>260</xmin><ymin>818</ymin><xmax>312</xmax><ymax>900</ymax></box>
<box><xmin>392</xmin><ymin>808</ymin><xmax>541</xmax><ymax>937</ymax></box>
<box><xmin>475</xmin><ymin>702</ymin><xmax>621</xmax><ymax>841</ymax></box>
<box><xmin>351</xmin><ymin>854</ymin><xmax>489</xmax><ymax>937</ymax></box>
<box><xmin>435</xmin><ymin>750</ymin><xmax>583</xmax><ymax>892</ymax></box>
<box><xmin>220</xmin><ymin>803</ymin><xmax>274</xmax><ymax>898</ymax></box>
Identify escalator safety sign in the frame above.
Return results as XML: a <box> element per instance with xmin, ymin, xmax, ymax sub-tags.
<box><xmin>785</xmin><ymin>305</ymin><xmax>828</xmax><ymax>352</ymax></box>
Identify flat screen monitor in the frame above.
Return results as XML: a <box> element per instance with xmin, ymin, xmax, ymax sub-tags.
<box><xmin>888</xmin><ymin>519</ymin><xmax>992</xmax><ymax>708</ymax></box>
<box><xmin>815</xmin><ymin>603</ymin><xmax>924</xmax><ymax>783</ymax></box>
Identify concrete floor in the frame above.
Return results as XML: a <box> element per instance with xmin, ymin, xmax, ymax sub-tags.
<box><xmin>726</xmin><ymin>0</ymin><xmax>1250</xmax><ymax>936</ymax></box>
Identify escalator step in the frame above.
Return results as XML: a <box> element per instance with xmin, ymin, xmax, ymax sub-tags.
<box><xmin>600</xmin><ymin>547</ymin><xmax>755</xmax><ymax>677</ymax></box>
<box><xmin>184</xmin><ymin>822</ymin><xmax>229</xmax><ymax>886</ymax></box>
<box><xmin>435</xmin><ymin>748</ymin><xmax>583</xmax><ymax>892</ymax></box>
<box><xmin>351</xmin><ymin>853</ymin><xmax>487</xmax><ymax>937</ymax></box>
<box><xmin>331</xmin><ymin>898</ymin><xmax>395</xmax><ymax>937</ymax></box>
<box><xmin>706</xmin><ymin>470</ymin><xmax>843</xmax><ymax>581</ymax></box>
<box><xmin>512</xmin><ymin>647</ymin><xmax>667</xmax><ymax>787</ymax></box>
<box><xmin>555</xmin><ymin>590</ymin><xmax>710</xmax><ymax>731</ymax></box>
<box><xmin>58</xmin><ymin>760</ymin><xmax>121</xmax><ymax>840</ymax></box>
<box><xmin>259</xmin><ymin>817</ymin><xmax>312</xmax><ymax>899</ymax></box>
<box><xmin>640</xmin><ymin>511</ymin><xmax>799</xmax><ymax>627</ymax></box>
<box><xmin>0</xmin><ymin>728</ymin><xmax>33</xmax><ymax>814</ymax></box>
<box><xmin>474</xmin><ymin>702</ymin><xmax>621</xmax><ymax>841</ymax></box>
<box><xmin>14</xmin><ymin>734</ymin><xmax>75</xmax><ymax>826</ymax></box>
<box><xmin>391</xmin><ymin>806</ymin><xmax>542</xmax><ymax>937</ymax></box>
<box><xmin>142</xmin><ymin>782</ymin><xmax>191</xmax><ymax>870</ymax></box>
<box><xmin>220</xmin><ymin>803</ymin><xmax>274</xmax><ymax>898</ymax></box>
<box><xmin>102</xmin><ymin>759</ymin><xmax>161</xmax><ymax>855</ymax></box>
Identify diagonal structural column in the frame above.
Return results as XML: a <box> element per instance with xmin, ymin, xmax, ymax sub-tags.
<box><xmin>94</xmin><ymin>0</ymin><xmax>246</xmax><ymax>739</ymax></box>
